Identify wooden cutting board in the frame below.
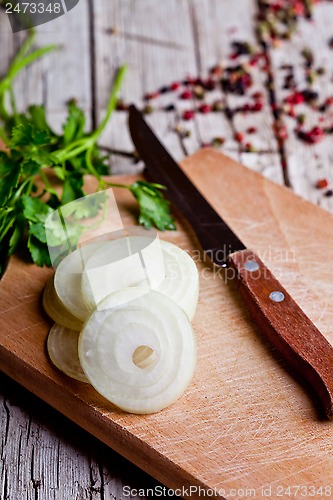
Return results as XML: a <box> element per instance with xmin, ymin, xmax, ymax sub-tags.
<box><xmin>1</xmin><ymin>149</ymin><xmax>333</xmax><ymax>499</ymax></box>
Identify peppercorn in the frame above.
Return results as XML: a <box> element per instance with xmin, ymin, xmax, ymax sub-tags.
<box><xmin>199</xmin><ymin>104</ymin><xmax>211</xmax><ymax>114</ymax></box>
<box><xmin>170</xmin><ymin>82</ymin><xmax>180</xmax><ymax>91</ymax></box>
<box><xmin>212</xmin><ymin>100</ymin><xmax>224</xmax><ymax>112</ymax></box>
<box><xmin>298</xmin><ymin>126</ymin><xmax>324</xmax><ymax>144</ymax></box>
<box><xmin>324</xmin><ymin>189</ymin><xmax>333</xmax><ymax>197</ymax></box>
<box><xmin>247</xmin><ymin>126</ymin><xmax>257</xmax><ymax>134</ymax></box>
<box><xmin>234</xmin><ymin>132</ymin><xmax>244</xmax><ymax>143</ymax></box>
<box><xmin>193</xmin><ymin>85</ymin><xmax>205</xmax><ymax>100</ymax></box>
<box><xmin>252</xmin><ymin>101</ymin><xmax>264</xmax><ymax>112</ymax></box>
<box><xmin>212</xmin><ymin>137</ymin><xmax>225</xmax><ymax>147</ymax></box>
<box><xmin>182</xmin><ymin>110</ymin><xmax>195</xmax><ymax>120</ymax></box>
<box><xmin>180</xmin><ymin>90</ymin><xmax>192</xmax><ymax>100</ymax></box>
<box><xmin>316</xmin><ymin>179</ymin><xmax>329</xmax><ymax>189</ymax></box>
<box><xmin>244</xmin><ymin>142</ymin><xmax>256</xmax><ymax>152</ymax></box>
<box><xmin>143</xmin><ymin>104</ymin><xmax>154</xmax><ymax>114</ymax></box>
<box><xmin>301</xmin><ymin>47</ymin><xmax>314</xmax><ymax>67</ymax></box>
<box><xmin>296</xmin><ymin>113</ymin><xmax>306</xmax><ymax>125</ymax></box>
<box><xmin>164</xmin><ymin>104</ymin><xmax>176</xmax><ymax>112</ymax></box>
<box><xmin>159</xmin><ymin>86</ymin><xmax>170</xmax><ymax>94</ymax></box>
<box><xmin>144</xmin><ymin>91</ymin><xmax>160</xmax><ymax>100</ymax></box>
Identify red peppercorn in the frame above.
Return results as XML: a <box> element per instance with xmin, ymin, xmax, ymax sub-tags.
<box><xmin>252</xmin><ymin>101</ymin><xmax>263</xmax><ymax>112</ymax></box>
<box><xmin>294</xmin><ymin>1</ymin><xmax>305</xmax><ymax>16</ymax></box>
<box><xmin>182</xmin><ymin>110</ymin><xmax>195</xmax><ymax>121</ymax></box>
<box><xmin>275</xmin><ymin>123</ymin><xmax>288</xmax><ymax>141</ymax></box>
<box><xmin>234</xmin><ymin>132</ymin><xmax>244</xmax><ymax>143</ymax></box>
<box><xmin>170</xmin><ymin>82</ymin><xmax>180</xmax><ymax>91</ymax></box>
<box><xmin>298</xmin><ymin>126</ymin><xmax>324</xmax><ymax>144</ymax></box>
<box><xmin>144</xmin><ymin>91</ymin><xmax>160</xmax><ymax>100</ymax></box>
<box><xmin>180</xmin><ymin>90</ymin><xmax>192</xmax><ymax>100</ymax></box>
<box><xmin>252</xmin><ymin>92</ymin><xmax>263</xmax><ymax>100</ymax></box>
<box><xmin>286</xmin><ymin>92</ymin><xmax>304</xmax><ymax>105</ymax></box>
<box><xmin>247</xmin><ymin>126</ymin><xmax>257</xmax><ymax>134</ymax></box>
<box><xmin>325</xmin><ymin>97</ymin><xmax>333</xmax><ymax>106</ymax></box>
<box><xmin>199</xmin><ymin>104</ymin><xmax>211</xmax><ymax>114</ymax></box>
<box><xmin>316</xmin><ymin>179</ymin><xmax>329</xmax><ymax>189</ymax></box>
<box><xmin>249</xmin><ymin>54</ymin><xmax>261</xmax><ymax>67</ymax></box>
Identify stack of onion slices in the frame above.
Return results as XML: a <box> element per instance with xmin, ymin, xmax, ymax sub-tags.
<box><xmin>43</xmin><ymin>236</ymin><xmax>199</xmax><ymax>414</ymax></box>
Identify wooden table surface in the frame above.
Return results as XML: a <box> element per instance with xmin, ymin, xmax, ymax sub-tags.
<box><xmin>1</xmin><ymin>1</ymin><xmax>333</xmax><ymax>498</ymax></box>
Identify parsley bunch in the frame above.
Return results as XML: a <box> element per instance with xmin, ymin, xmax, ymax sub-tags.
<box><xmin>0</xmin><ymin>31</ymin><xmax>175</xmax><ymax>276</ymax></box>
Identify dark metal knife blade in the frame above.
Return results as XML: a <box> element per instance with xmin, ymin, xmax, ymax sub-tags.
<box><xmin>128</xmin><ymin>104</ymin><xmax>333</xmax><ymax>420</ymax></box>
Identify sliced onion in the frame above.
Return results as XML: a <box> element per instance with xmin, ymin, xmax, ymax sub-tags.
<box><xmin>47</xmin><ymin>324</ymin><xmax>88</xmax><ymax>383</ymax></box>
<box><xmin>54</xmin><ymin>241</ymin><xmax>107</xmax><ymax>320</ymax></box>
<box><xmin>43</xmin><ymin>276</ymin><xmax>83</xmax><ymax>330</ymax></box>
<box><xmin>78</xmin><ymin>288</ymin><xmax>196</xmax><ymax>414</ymax></box>
<box><xmin>148</xmin><ymin>239</ymin><xmax>199</xmax><ymax>320</ymax></box>
<box><xmin>82</xmin><ymin>237</ymin><xmax>199</xmax><ymax>319</ymax></box>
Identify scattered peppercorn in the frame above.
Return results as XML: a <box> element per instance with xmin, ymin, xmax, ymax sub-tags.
<box><xmin>301</xmin><ymin>47</ymin><xmax>314</xmax><ymax>68</ymax></box>
<box><xmin>193</xmin><ymin>85</ymin><xmax>205</xmax><ymax>100</ymax></box>
<box><xmin>199</xmin><ymin>104</ymin><xmax>212</xmax><ymax>114</ymax></box>
<box><xmin>180</xmin><ymin>90</ymin><xmax>192</xmax><ymax>100</ymax></box>
<box><xmin>234</xmin><ymin>132</ymin><xmax>244</xmax><ymax>143</ymax></box>
<box><xmin>212</xmin><ymin>137</ymin><xmax>225</xmax><ymax>147</ymax></box>
<box><xmin>164</xmin><ymin>104</ymin><xmax>176</xmax><ymax>112</ymax></box>
<box><xmin>182</xmin><ymin>110</ymin><xmax>195</xmax><ymax>121</ymax></box>
<box><xmin>247</xmin><ymin>126</ymin><xmax>257</xmax><ymax>134</ymax></box>
<box><xmin>316</xmin><ymin>178</ymin><xmax>329</xmax><ymax>189</ymax></box>
<box><xmin>170</xmin><ymin>82</ymin><xmax>180</xmax><ymax>91</ymax></box>
<box><xmin>144</xmin><ymin>91</ymin><xmax>160</xmax><ymax>100</ymax></box>
<box><xmin>143</xmin><ymin>104</ymin><xmax>154</xmax><ymax>114</ymax></box>
<box><xmin>324</xmin><ymin>189</ymin><xmax>333</xmax><ymax>197</ymax></box>
<box><xmin>296</xmin><ymin>113</ymin><xmax>306</xmax><ymax>125</ymax></box>
<box><xmin>221</xmin><ymin>65</ymin><xmax>253</xmax><ymax>95</ymax></box>
<box><xmin>298</xmin><ymin>126</ymin><xmax>324</xmax><ymax>144</ymax></box>
<box><xmin>231</xmin><ymin>41</ymin><xmax>254</xmax><ymax>56</ymax></box>
<box><xmin>212</xmin><ymin>100</ymin><xmax>225</xmax><ymax>112</ymax></box>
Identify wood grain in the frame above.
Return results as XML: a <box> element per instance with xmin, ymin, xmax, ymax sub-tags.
<box><xmin>2</xmin><ymin>150</ymin><xmax>333</xmax><ymax>499</ymax></box>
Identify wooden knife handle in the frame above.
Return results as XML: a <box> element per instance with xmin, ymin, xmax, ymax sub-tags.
<box><xmin>227</xmin><ymin>248</ymin><xmax>333</xmax><ymax>419</ymax></box>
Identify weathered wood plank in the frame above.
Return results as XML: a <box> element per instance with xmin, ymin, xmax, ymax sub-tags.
<box><xmin>0</xmin><ymin>373</ymin><xmax>161</xmax><ymax>499</ymax></box>
<box><xmin>269</xmin><ymin>1</ymin><xmax>333</xmax><ymax>210</ymax></box>
<box><xmin>0</xmin><ymin>0</ymin><xmax>92</xmax><ymax>131</ymax></box>
<box><xmin>92</xmin><ymin>0</ymin><xmax>198</xmax><ymax>174</ymax></box>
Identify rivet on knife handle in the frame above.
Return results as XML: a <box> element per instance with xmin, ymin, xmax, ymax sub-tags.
<box><xmin>228</xmin><ymin>249</ymin><xmax>333</xmax><ymax>419</ymax></box>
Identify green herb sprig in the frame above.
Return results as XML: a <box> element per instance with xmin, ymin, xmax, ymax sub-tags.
<box><xmin>0</xmin><ymin>31</ymin><xmax>175</xmax><ymax>276</ymax></box>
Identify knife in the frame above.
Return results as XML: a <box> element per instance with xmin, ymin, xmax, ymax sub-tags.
<box><xmin>128</xmin><ymin>104</ymin><xmax>333</xmax><ymax>420</ymax></box>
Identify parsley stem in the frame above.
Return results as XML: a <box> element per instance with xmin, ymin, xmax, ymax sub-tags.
<box><xmin>0</xmin><ymin>126</ymin><xmax>9</xmax><ymax>146</ymax></box>
<box><xmin>54</xmin><ymin>65</ymin><xmax>127</xmax><ymax>165</ymax></box>
<box><xmin>104</xmin><ymin>182</ymin><xmax>131</xmax><ymax>189</ymax></box>
<box><xmin>91</xmin><ymin>65</ymin><xmax>127</xmax><ymax>142</ymax></box>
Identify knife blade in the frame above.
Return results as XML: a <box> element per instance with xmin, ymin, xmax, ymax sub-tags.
<box><xmin>128</xmin><ymin>104</ymin><xmax>333</xmax><ymax>420</ymax></box>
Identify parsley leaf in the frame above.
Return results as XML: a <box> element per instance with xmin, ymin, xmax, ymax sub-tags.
<box><xmin>62</xmin><ymin>99</ymin><xmax>85</xmax><ymax>145</ymax></box>
<box><xmin>27</xmin><ymin>234</ymin><xmax>51</xmax><ymax>267</ymax></box>
<box><xmin>22</xmin><ymin>195</ymin><xmax>53</xmax><ymax>223</ymax></box>
<box><xmin>0</xmin><ymin>152</ymin><xmax>21</xmax><ymax>206</ymax></box>
<box><xmin>130</xmin><ymin>181</ymin><xmax>176</xmax><ymax>231</ymax></box>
